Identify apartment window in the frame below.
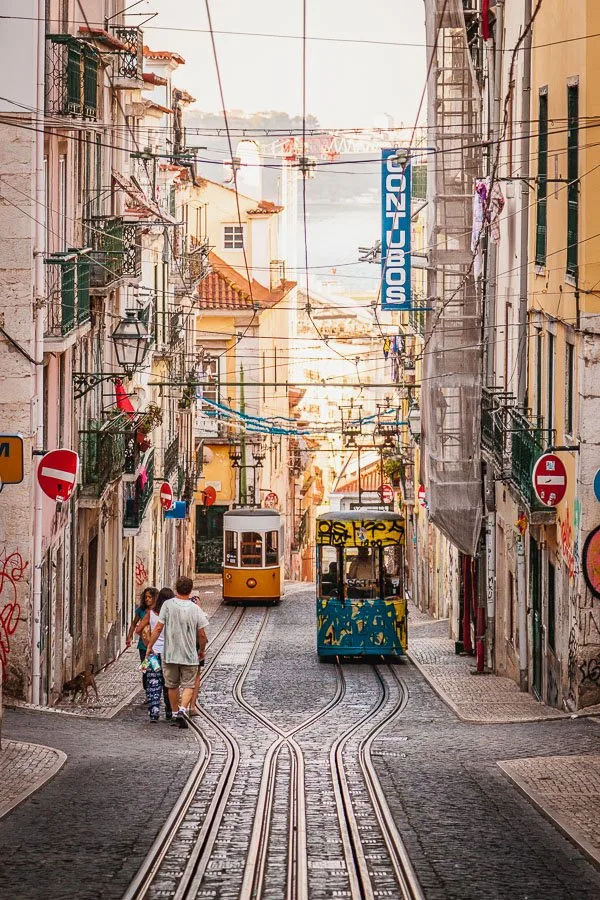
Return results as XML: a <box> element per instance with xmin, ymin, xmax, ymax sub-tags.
<box><xmin>507</xmin><ymin>80</ymin><xmax>516</xmax><ymax>175</ymax></box>
<box><xmin>565</xmin><ymin>341</ymin><xmax>575</xmax><ymax>435</ymax></box>
<box><xmin>94</xmin><ymin>134</ymin><xmax>102</xmax><ymax>216</ymax></box>
<box><xmin>566</xmin><ymin>82</ymin><xmax>579</xmax><ymax>277</ymax></box>
<box><xmin>58</xmin><ymin>155</ymin><xmax>67</xmax><ymax>249</ymax></box>
<box><xmin>44</xmin><ymin>155</ymin><xmax>50</xmax><ymax>255</ymax></box>
<box><xmin>547</xmin><ymin>560</ymin><xmax>556</xmax><ymax>652</ymax></box>
<box><xmin>535</xmin><ymin>91</ymin><xmax>548</xmax><ymax>267</ymax></box>
<box><xmin>547</xmin><ymin>332</ymin><xmax>555</xmax><ymax>433</ymax></box>
<box><xmin>223</xmin><ymin>224</ymin><xmax>244</xmax><ymax>250</ymax></box>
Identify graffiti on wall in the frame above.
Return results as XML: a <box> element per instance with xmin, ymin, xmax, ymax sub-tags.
<box><xmin>316</xmin><ymin>516</ymin><xmax>405</xmax><ymax>547</ymax></box>
<box><xmin>135</xmin><ymin>556</ymin><xmax>149</xmax><ymax>588</ymax></box>
<box><xmin>567</xmin><ymin>623</ymin><xmax>580</xmax><ymax>702</ymax></box>
<box><xmin>560</xmin><ymin>507</ymin><xmax>575</xmax><ymax>581</ymax></box>
<box><xmin>0</xmin><ymin>549</ymin><xmax>28</xmax><ymax>678</ymax></box>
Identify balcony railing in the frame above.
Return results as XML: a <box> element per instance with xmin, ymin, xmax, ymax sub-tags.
<box><xmin>163</xmin><ymin>433</ymin><xmax>179</xmax><ymax>480</ymax></box>
<box><xmin>111</xmin><ymin>26</ymin><xmax>143</xmax><ymax>82</ymax></box>
<box><xmin>45</xmin><ymin>253</ymin><xmax>91</xmax><ymax>337</ymax></box>
<box><xmin>45</xmin><ymin>35</ymin><xmax>98</xmax><ymax>119</ymax></box>
<box><xmin>123</xmin><ymin>448</ymin><xmax>155</xmax><ymax>533</ymax></box>
<box><xmin>481</xmin><ymin>388</ymin><xmax>554</xmax><ymax>512</ymax></box>
<box><xmin>85</xmin><ymin>217</ymin><xmax>142</xmax><ymax>288</ymax></box>
<box><xmin>173</xmin><ymin>235</ymin><xmax>210</xmax><ymax>294</ymax></box>
<box><xmin>79</xmin><ymin>419</ymin><xmax>127</xmax><ymax>497</ymax></box>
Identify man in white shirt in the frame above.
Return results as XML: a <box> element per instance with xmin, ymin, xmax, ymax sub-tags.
<box><xmin>146</xmin><ymin>575</ymin><xmax>208</xmax><ymax>729</ymax></box>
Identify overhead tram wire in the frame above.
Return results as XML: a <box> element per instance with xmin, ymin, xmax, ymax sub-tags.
<box><xmin>5</xmin><ymin>12</ymin><xmax>600</xmax><ymax>54</ymax></box>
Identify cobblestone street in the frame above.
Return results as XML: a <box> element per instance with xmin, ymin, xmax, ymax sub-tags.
<box><xmin>1</xmin><ymin>586</ymin><xmax>599</xmax><ymax>899</ymax></box>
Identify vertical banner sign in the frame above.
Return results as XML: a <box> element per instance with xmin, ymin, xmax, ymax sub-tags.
<box><xmin>381</xmin><ymin>148</ymin><xmax>411</xmax><ymax>311</ymax></box>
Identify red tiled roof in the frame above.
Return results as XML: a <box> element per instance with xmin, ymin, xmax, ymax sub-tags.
<box><xmin>146</xmin><ymin>102</ymin><xmax>173</xmax><ymax>115</ymax></box>
<box><xmin>143</xmin><ymin>72</ymin><xmax>168</xmax><ymax>86</ymax></box>
<box><xmin>143</xmin><ymin>45</ymin><xmax>185</xmax><ymax>64</ymax></box>
<box><xmin>79</xmin><ymin>26</ymin><xmax>128</xmax><ymax>50</ymax></box>
<box><xmin>247</xmin><ymin>200</ymin><xmax>283</xmax><ymax>215</ymax></box>
<box><xmin>195</xmin><ymin>252</ymin><xmax>296</xmax><ymax>311</ymax></box>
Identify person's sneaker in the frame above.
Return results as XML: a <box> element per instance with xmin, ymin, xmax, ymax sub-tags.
<box><xmin>177</xmin><ymin>713</ymin><xmax>189</xmax><ymax>730</ymax></box>
<box><xmin>150</xmin><ymin>717</ymin><xmax>158</xmax><ymax>724</ymax></box>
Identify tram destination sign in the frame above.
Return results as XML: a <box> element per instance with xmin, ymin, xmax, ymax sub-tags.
<box><xmin>381</xmin><ymin>148</ymin><xmax>411</xmax><ymax>311</ymax></box>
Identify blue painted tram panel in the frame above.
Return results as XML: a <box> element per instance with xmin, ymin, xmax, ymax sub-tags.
<box><xmin>315</xmin><ymin>510</ymin><xmax>408</xmax><ymax>657</ymax></box>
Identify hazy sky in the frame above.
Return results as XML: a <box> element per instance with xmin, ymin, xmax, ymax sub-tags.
<box><xmin>140</xmin><ymin>0</ymin><xmax>426</xmax><ymax>128</ymax></box>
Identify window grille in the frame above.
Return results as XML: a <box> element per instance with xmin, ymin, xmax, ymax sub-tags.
<box><xmin>535</xmin><ymin>92</ymin><xmax>548</xmax><ymax>267</ymax></box>
<box><xmin>223</xmin><ymin>225</ymin><xmax>244</xmax><ymax>250</ymax></box>
<box><xmin>566</xmin><ymin>84</ymin><xmax>579</xmax><ymax>277</ymax></box>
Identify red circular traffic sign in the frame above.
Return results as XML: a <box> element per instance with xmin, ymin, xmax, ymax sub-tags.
<box><xmin>159</xmin><ymin>482</ymin><xmax>173</xmax><ymax>510</ymax></box>
<box><xmin>378</xmin><ymin>483</ymin><xmax>394</xmax><ymax>503</ymax></box>
<box><xmin>264</xmin><ymin>491</ymin><xmax>279</xmax><ymax>508</ymax></box>
<box><xmin>37</xmin><ymin>449</ymin><xmax>79</xmax><ymax>502</ymax></box>
<box><xmin>532</xmin><ymin>453</ymin><xmax>567</xmax><ymax>507</ymax></box>
<box><xmin>203</xmin><ymin>485</ymin><xmax>217</xmax><ymax>507</ymax></box>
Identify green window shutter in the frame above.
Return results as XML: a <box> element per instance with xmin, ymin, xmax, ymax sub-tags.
<box><xmin>535</xmin><ymin>92</ymin><xmax>548</xmax><ymax>267</ymax></box>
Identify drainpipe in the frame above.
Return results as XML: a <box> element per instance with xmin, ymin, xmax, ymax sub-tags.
<box><xmin>31</xmin><ymin>0</ymin><xmax>46</xmax><ymax>705</ymax></box>
<box><xmin>517</xmin><ymin>536</ymin><xmax>528</xmax><ymax>691</ymax></box>
<box><xmin>518</xmin><ymin>0</ymin><xmax>533</xmax><ymax>405</ymax></box>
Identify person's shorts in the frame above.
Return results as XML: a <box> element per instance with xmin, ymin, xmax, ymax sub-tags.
<box><xmin>162</xmin><ymin>663</ymin><xmax>198</xmax><ymax>690</ymax></box>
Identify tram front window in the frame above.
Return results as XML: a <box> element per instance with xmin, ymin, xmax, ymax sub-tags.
<box><xmin>225</xmin><ymin>530</ymin><xmax>238</xmax><ymax>566</ymax></box>
<box><xmin>318</xmin><ymin>546</ymin><xmax>339</xmax><ymax>598</ymax></box>
<box><xmin>265</xmin><ymin>530</ymin><xmax>278</xmax><ymax>566</ymax></box>
<box><xmin>240</xmin><ymin>532</ymin><xmax>263</xmax><ymax>567</ymax></box>
<box><xmin>345</xmin><ymin>546</ymin><xmax>378</xmax><ymax>599</ymax></box>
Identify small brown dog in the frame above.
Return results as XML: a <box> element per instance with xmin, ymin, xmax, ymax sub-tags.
<box><xmin>62</xmin><ymin>665</ymin><xmax>99</xmax><ymax>703</ymax></box>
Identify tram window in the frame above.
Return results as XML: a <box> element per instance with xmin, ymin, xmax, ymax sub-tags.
<box><xmin>225</xmin><ymin>531</ymin><xmax>238</xmax><ymax>566</ymax></box>
<box><xmin>383</xmin><ymin>545</ymin><xmax>403</xmax><ymax>598</ymax></box>
<box><xmin>265</xmin><ymin>530</ymin><xmax>278</xmax><ymax>566</ymax></box>
<box><xmin>319</xmin><ymin>546</ymin><xmax>339</xmax><ymax>598</ymax></box>
<box><xmin>240</xmin><ymin>532</ymin><xmax>263</xmax><ymax>567</ymax></box>
<box><xmin>345</xmin><ymin>546</ymin><xmax>378</xmax><ymax>599</ymax></box>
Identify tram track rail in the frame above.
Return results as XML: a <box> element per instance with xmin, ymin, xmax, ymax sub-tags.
<box><xmin>122</xmin><ymin>605</ymin><xmax>250</xmax><ymax>900</ymax></box>
<box><xmin>331</xmin><ymin>660</ymin><xmax>425</xmax><ymax>900</ymax></box>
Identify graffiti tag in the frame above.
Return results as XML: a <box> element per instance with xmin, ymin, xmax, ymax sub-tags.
<box><xmin>0</xmin><ymin>549</ymin><xmax>28</xmax><ymax>679</ymax></box>
<box><xmin>135</xmin><ymin>556</ymin><xmax>149</xmax><ymax>588</ymax></box>
<box><xmin>317</xmin><ymin>517</ymin><xmax>405</xmax><ymax>547</ymax></box>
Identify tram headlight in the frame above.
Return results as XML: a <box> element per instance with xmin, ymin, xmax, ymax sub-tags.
<box><xmin>246</xmin><ymin>577</ymin><xmax>257</xmax><ymax>589</ymax></box>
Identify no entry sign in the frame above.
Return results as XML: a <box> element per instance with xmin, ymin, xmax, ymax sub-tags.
<box><xmin>378</xmin><ymin>483</ymin><xmax>394</xmax><ymax>504</ymax></box>
<box><xmin>38</xmin><ymin>449</ymin><xmax>79</xmax><ymax>502</ymax></box>
<box><xmin>264</xmin><ymin>492</ymin><xmax>279</xmax><ymax>508</ymax></box>
<box><xmin>159</xmin><ymin>482</ymin><xmax>173</xmax><ymax>510</ymax></box>
<box><xmin>532</xmin><ymin>453</ymin><xmax>567</xmax><ymax>507</ymax></box>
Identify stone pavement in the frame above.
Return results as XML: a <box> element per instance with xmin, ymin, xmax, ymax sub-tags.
<box><xmin>0</xmin><ymin>580</ymin><xmax>224</xmax><ymax>824</ymax></box>
<box><xmin>0</xmin><ymin>739</ymin><xmax>66</xmax><ymax>820</ymax></box>
<box><xmin>498</xmin><ymin>755</ymin><xmax>600</xmax><ymax>868</ymax></box>
<box><xmin>408</xmin><ymin>603</ymin><xmax>571</xmax><ymax>724</ymax></box>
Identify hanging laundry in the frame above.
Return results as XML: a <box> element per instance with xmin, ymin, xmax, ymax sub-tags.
<box><xmin>383</xmin><ymin>337</ymin><xmax>391</xmax><ymax>360</ymax></box>
<box><xmin>471</xmin><ymin>178</ymin><xmax>488</xmax><ymax>278</ymax></box>
<box><xmin>482</xmin><ymin>0</ymin><xmax>490</xmax><ymax>41</ymax></box>
<box><xmin>114</xmin><ymin>377</ymin><xmax>136</xmax><ymax>417</ymax></box>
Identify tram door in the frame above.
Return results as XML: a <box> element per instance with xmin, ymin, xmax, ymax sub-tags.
<box><xmin>530</xmin><ymin>536</ymin><xmax>543</xmax><ymax>699</ymax></box>
<box><xmin>195</xmin><ymin>505</ymin><xmax>228</xmax><ymax>573</ymax></box>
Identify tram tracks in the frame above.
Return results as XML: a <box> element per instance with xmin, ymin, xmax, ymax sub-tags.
<box><xmin>331</xmin><ymin>661</ymin><xmax>424</xmax><ymax>900</ymax></box>
<box><xmin>124</xmin><ymin>598</ymin><xmax>423</xmax><ymax>900</ymax></box>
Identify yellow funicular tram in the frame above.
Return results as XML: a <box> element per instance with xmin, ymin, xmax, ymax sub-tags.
<box><xmin>316</xmin><ymin>509</ymin><xmax>407</xmax><ymax>657</ymax></box>
<box><xmin>222</xmin><ymin>508</ymin><xmax>284</xmax><ymax>603</ymax></box>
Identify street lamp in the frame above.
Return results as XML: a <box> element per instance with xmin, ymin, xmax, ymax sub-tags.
<box><xmin>73</xmin><ymin>308</ymin><xmax>153</xmax><ymax>398</ymax></box>
<box><xmin>110</xmin><ymin>309</ymin><xmax>152</xmax><ymax>377</ymax></box>
<box><xmin>407</xmin><ymin>404</ymin><xmax>422</xmax><ymax>444</ymax></box>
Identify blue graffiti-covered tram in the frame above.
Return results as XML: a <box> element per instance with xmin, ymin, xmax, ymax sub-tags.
<box><xmin>316</xmin><ymin>509</ymin><xmax>407</xmax><ymax>657</ymax></box>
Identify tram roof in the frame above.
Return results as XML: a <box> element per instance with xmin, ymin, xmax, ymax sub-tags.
<box><xmin>317</xmin><ymin>509</ymin><xmax>404</xmax><ymax>523</ymax></box>
<box><xmin>223</xmin><ymin>508</ymin><xmax>282</xmax><ymax>519</ymax></box>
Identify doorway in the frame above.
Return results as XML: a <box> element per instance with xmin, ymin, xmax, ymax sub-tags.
<box><xmin>530</xmin><ymin>536</ymin><xmax>543</xmax><ymax>699</ymax></box>
<box><xmin>195</xmin><ymin>505</ymin><xmax>228</xmax><ymax>573</ymax></box>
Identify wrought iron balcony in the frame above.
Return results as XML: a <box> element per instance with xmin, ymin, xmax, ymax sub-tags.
<box><xmin>481</xmin><ymin>388</ymin><xmax>554</xmax><ymax>513</ymax></box>
<box><xmin>79</xmin><ymin>418</ymin><xmax>127</xmax><ymax>498</ymax></box>
<box><xmin>44</xmin><ymin>253</ymin><xmax>91</xmax><ymax>338</ymax></box>
<box><xmin>111</xmin><ymin>26</ymin><xmax>143</xmax><ymax>83</ymax></box>
<box><xmin>163</xmin><ymin>433</ymin><xmax>179</xmax><ymax>480</ymax></box>
<box><xmin>45</xmin><ymin>35</ymin><xmax>98</xmax><ymax>119</ymax></box>
<box><xmin>173</xmin><ymin>235</ymin><xmax>210</xmax><ymax>294</ymax></box>
<box><xmin>85</xmin><ymin>217</ymin><xmax>142</xmax><ymax>288</ymax></box>
<box><xmin>123</xmin><ymin>448</ymin><xmax>155</xmax><ymax>534</ymax></box>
